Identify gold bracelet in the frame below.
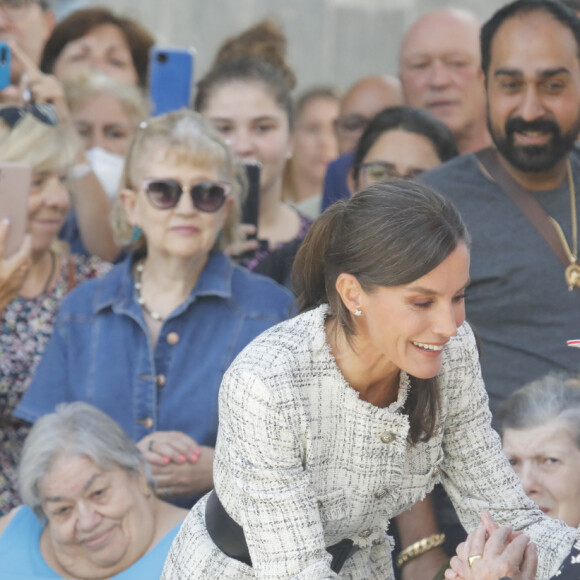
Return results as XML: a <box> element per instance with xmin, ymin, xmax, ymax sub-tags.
<box><xmin>396</xmin><ymin>533</ymin><xmax>445</xmax><ymax>569</ymax></box>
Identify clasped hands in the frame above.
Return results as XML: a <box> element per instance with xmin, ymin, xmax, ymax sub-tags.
<box><xmin>138</xmin><ymin>431</ymin><xmax>214</xmax><ymax>500</ymax></box>
<box><xmin>444</xmin><ymin>511</ymin><xmax>537</xmax><ymax>580</ymax></box>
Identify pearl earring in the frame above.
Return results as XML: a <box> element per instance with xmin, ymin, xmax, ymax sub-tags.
<box><xmin>354</xmin><ymin>309</ymin><xmax>362</xmax><ymax>317</ymax></box>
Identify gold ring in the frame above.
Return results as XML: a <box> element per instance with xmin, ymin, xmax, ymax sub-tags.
<box><xmin>468</xmin><ymin>554</ymin><xmax>483</xmax><ymax>567</ymax></box>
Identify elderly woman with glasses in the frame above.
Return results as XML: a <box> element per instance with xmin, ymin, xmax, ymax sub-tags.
<box><xmin>16</xmin><ymin>109</ymin><xmax>293</xmax><ymax>507</ymax></box>
<box><xmin>0</xmin><ymin>402</ymin><xmax>188</xmax><ymax>579</ymax></box>
<box><xmin>0</xmin><ymin>103</ymin><xmax>110</xmax><ymax>517</ymax></box>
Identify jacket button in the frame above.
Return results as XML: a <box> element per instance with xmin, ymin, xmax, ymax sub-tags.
<box><xmin>432</xmin><ymin>465</ymin><xmax>441</xmax><ymax>477</ymax></box>
<box><xmin>156</xmin><ymin>374</ymin><xmax>166</xmax><ymax>387</ymax></box>
<box><xmin>167</xmin><ymin>332</ymin><xmax>179</xmax><ymax>345</ymax></box>
<box><xmin>374</xmin><ymin>487</ymin><xmax>388</xmax><ymax>499</ymax></box>
<box><xmin>137</xmin><ymin>417</ymin><xmax>154</xmax><ymax>429</ymax></box>
<box><xmin>380</xmin><ymin>432</ymin><xmax>395</xmax><ymax>444</ymax></box>
<box><xmin>359</xmin><ymin>529</ymin><xmax>372</xmax><ymax>538</ymax></box>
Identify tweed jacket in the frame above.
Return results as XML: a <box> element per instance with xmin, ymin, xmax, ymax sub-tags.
<box><xmin>162</xmin><ymin>305</ymin><xmax>576</xmax><ymax>579</ymax></box>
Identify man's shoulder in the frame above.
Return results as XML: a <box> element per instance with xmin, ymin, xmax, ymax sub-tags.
<box><xmin>420</xmin><ymin>152</ymin><xmax>484</xmax><ymax>190</ymax></box>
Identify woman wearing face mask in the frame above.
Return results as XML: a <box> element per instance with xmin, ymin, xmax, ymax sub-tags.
<box><xmin>65</xmin><ymin>73</ymin><xmax>148</xmax><ymax>200</ymax></box>
<box><xmin>195</xmin><ymin>21</ymin><xmax>311</xmax><ymax>289</ymax></box>
<box><xmin>59</xmin><ymin>73</ymin><xmax>148</xmax><ymax>256</ymax></box>
<box><xmin>16</xmin><ymin>110</ymin><xmax>293</xmax><ymax>508</ymax></box>
<box><xmin>161</xmin><ymin>182</ymin><xmax>575</xmax><ymax>580</ymax></box>
<box><xmin>0</xmin><ymin>104</ymin><xmax>110</xmax><ymax>517</ymax></box>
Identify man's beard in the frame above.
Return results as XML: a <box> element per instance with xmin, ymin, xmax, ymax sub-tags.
<box><xmin>487</xmin><ymin>111</ymin><xmax>580</xmax><ymax>173</ymax></box>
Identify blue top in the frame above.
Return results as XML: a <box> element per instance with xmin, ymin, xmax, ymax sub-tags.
<box><xmin>0</xmin><ymin>506</ymin><xmax>181</xmax><ymax>579</ymax></box>
<box><xmin>16</xmin><ymin>252</ymin><xmax>293</xmax><ymax>449</ymax></box>
<box><xmin>321</xmin><ymin>151</ymin><xmax>354</xmax><ymax>211</ymax></box>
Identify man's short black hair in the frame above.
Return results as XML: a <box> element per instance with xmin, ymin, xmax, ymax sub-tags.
<box><xmin>481</xmin><ymin>0</ymin><xmax>580</xmax><ymax>79</ymax></box>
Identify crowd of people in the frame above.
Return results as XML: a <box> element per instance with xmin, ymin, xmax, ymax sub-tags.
<box><xmin>2</xmin><ymin>0</ymin><xmax>580</xmax><ymax>578</ymax></box>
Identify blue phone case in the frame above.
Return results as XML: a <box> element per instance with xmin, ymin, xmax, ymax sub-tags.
<box><xmin>148</xmin><ymin>47</ymin><xmax>195</xmax><ymax>116</ymax></box>
<box><xmin>0</xmin><ymin>43</ymin><xmax>11</xmax><ymax>90</ymax></box>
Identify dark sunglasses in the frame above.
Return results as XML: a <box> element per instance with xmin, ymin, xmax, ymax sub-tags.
<box><xmin>142</xmin><ymin>178</ymin><xmax>231</xmax><ymax>212</ymax></box>
<box><xmin>0</xmin><ymin>103</ymin><xmax>58</xmax><ymax>128</ymax></box>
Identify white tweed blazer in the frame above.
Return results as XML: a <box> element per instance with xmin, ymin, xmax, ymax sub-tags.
<box><xmin>162</xmin><ymin>305</ymin><xmax>576</xmax><ymax>579</ymax></box>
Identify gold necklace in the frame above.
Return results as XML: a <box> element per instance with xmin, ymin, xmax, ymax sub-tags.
<box><xmin>548</xmin><ymin>159</ymin><xmax>580</xmax><ymax>291</ymax></box>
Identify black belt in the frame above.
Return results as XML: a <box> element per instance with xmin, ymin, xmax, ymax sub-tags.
<box><xmin>205</xmin><ymin>490</ymin><xmax>358</xmax><ymax>573</ymax></box>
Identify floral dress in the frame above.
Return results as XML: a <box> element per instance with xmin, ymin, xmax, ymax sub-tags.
<box><xmin>0</xmin><ymin>254</ymin><xmax>109</xmax><ymax>515</ymax></box>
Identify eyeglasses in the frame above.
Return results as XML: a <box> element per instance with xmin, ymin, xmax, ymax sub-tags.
<box><xmin>142</xmin><ymin>178</ymin><xmax>231</xmax><ymax>212</ymax></box>
<box><xmin>359</xmin><ymin>162</ymin><xmax>424</xmax><ymax>185</ymax></box>
<box><xmin>0</xmin><ymin>103</ymin><xmax>58</xmax><ymax>128</ymax></box>
<box><xmin>333</xmin><ymin>114</ymin><xmax>370</xmax><ymax>137</ymax></box>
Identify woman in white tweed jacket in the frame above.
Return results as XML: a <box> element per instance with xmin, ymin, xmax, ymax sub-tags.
<box><xmin>162</xmin><ymin>183</ymin><xmax>576</xmax><ymax>579</ymax></box>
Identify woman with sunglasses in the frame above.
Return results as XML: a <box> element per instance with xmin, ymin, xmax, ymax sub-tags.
<box><xmin>16</xmin><ymin>109</ymin><xmax>293</xmax><ymax>507</ymax></box>
<box><xmin>350</xmin><ymin>106</ymin><xmax>458</xmax><ymax>192</ymax></box>
<box><xmin>0</xmin><ymin>104</ymin><xmax>111</xmax><ymax>516</ymax></box>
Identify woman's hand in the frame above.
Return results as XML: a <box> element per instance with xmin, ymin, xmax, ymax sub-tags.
<box><xmin>138</xmin><ymin>430</ymin><xmax>200</xmax><ymax>466</ymax></box>
<box><xmin>9</xmin><ymin>40</ymin><xmax>70</xmax><ymax>121</ymax></box>
<box><xmin>445</xmin><ymin>512</ymin><xmax>536</xmax><ymax>580</ymax></box>
<box><xmin>150</xmin><ymin>446</ymin><xmax>214</xmax><ymax>499</ymax></box>
<box><xmin>0</xmin><ymin>219</ymin><xmax>32</xmax><ymax>313</ymax></box>
<box><xmin>223</xmin><ymin>223</ymin><xmax>260</xmax><ymax>258</ymax></box>
<box><xmin>138</xmin><ymin>431</ymin><xmax>213</xmax><ymax>498</ymax></box>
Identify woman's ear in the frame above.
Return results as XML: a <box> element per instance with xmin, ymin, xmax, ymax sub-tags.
<box><xmin>119</xmin><ymin>188</ymin><xmax>139</xmax><ymax>226</ymax></box>
<box><xmin>346</xmin><ymin>168</ymin><xmax>356</xmax><ymax>196</ymax></box>
<box><xmin>335</xmin><ymin>272</ymin><xmax>364</xmax><ymax>316</ymax></box>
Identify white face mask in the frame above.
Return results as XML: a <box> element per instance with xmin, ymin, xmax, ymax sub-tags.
<box><xmin>85</xmin><ymin>147</ymin><xmax>126</xmax><ymax>200</ymax></box>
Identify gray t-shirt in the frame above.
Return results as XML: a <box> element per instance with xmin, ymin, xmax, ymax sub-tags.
<box><xmin>421</xmin><ymin>151</ymin><xmax>580</xmax><ymax>415</ymax></box>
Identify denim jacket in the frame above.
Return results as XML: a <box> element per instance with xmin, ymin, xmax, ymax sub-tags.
<box><xmin>16</xmin><ymin>252</ymin><xmax>294</xmax><ymax>448</ymax></box>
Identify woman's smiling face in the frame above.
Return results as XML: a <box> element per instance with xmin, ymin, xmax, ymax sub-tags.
<box><xmin>355</xmin><ymin>242</ymin><xmax>470</xmax><ymax>379</ymax></box>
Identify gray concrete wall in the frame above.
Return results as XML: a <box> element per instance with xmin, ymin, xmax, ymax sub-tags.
<box><xmin>93</xmin><ymin>0</ymin><xmax>508</xmax><ymax>94</ymax></box>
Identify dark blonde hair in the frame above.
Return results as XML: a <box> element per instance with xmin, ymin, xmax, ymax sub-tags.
<box><xmin>292</xmin><ymin>181</ymin><xmax>470</xmax><ymax>443</ymax></box>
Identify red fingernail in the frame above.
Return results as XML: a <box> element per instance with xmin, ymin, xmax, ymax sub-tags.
<box><xmin>178</xmin><ymin>455</ymin><xmax>186</xmax><ymax>463</ymax></box>
<box><xmin>163</xmin><ymin>457</ymin><xmax>170</xmax><ymax>464</ymax></box>
<box><xmin>191</xmin><ymin>451</ymin><xmax>200</xmax><ymax>462</ymax></box>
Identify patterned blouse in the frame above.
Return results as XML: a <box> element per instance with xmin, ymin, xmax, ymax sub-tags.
<box><xmin>0</xmin><ymin>253</ymin><xmax>109</xmax><ymax>515</ymax></box>
<box><xmin>162</xmin><ymin>306</ymin><xmax>577</xmax><ymax>580</ymax></box>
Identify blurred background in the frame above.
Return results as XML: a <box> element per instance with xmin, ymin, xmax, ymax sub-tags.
<box><xmin>61</xmin><ymin>0</ymin><xmax>507</xmax><ymax>92</ymax></box>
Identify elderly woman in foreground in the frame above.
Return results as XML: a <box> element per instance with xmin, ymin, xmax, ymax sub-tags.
<box><xmin>0</xmin><ymin>402</ymin><xmax>187</xmax><ymax>579</ymax></box>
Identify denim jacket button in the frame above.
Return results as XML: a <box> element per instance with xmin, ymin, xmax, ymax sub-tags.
<box><xmin>167</xmin><ymin>332</ymin><xmax>180</xmax><ymax>345</ymax></box>
<box><xmin>156</xmin><ymin>374</ymin><xmax>166</xmax><ymax>386</ymax></box>
<box><xmin>137</xmin><ymin>417</ymin><xmax>154</xmax><ymax>429</ymax></box>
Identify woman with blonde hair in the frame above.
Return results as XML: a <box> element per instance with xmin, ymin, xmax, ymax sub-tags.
<box><xmin>0</xmin><ymin>104</ymin><xmax>110</xmax><ymax>516</ymax></box>
<box><xmin>16</xmin><ymin>109</ymin><xmax>293</xmax><ymax>508</ymax></box>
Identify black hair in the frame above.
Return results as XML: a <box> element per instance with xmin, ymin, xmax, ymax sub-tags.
<box><xmin>292</xmin><ymin>181</ymin><xmax>470</xmax><ymax>443</ymax></box>
<box><xmin>481</xmin><ymin>0</ymin><xmax>580</xmax><ymax>80</ymax></box>
<box><xmin>351</xmin><ymin>106</ymin><xmax>458</xmax><ymax>187</ymax></box>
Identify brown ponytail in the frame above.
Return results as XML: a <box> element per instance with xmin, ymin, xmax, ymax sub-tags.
<box><xmin>292</xmin><ymin>200</ymin><xmax>346</xmax><ymax>314</ymax></box>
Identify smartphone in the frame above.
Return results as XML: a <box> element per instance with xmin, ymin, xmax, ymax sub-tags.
<box><xmin>0</xmin><ymin>43</ymin><xmax>11</xmax><ymax>90</ymax></box>
<box><xmin>0</xmin><ymin>162</ymin><xmax>32</xmax><ymax>258</ymax></box>
<box><xmin>241</xmin><ymin>161</ymin><xmax>261</xmax><ymax>239</ymax></box>
<box><xmin>148</xmin><ymin>46</ymin><xmax>195</xmax><ymax>116</ymax></box>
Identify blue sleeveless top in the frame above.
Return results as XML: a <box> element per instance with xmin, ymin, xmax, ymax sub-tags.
<box><xmin>0</xmin><ymin>506</ymin><xmax>181</xmax><ymax>579</ymax></box>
